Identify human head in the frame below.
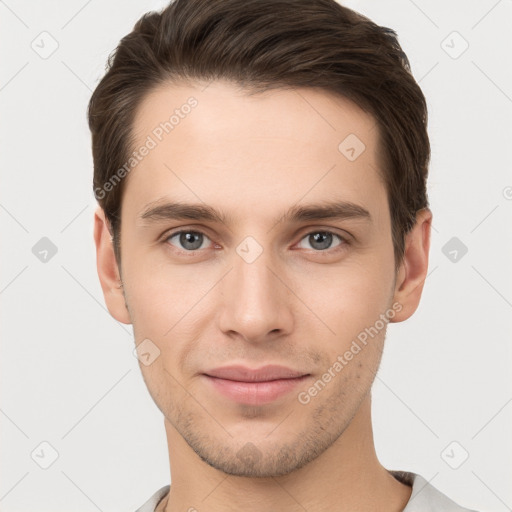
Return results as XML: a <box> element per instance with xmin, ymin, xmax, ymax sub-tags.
<box><xmin>90</xmin><ymin>0</ymin><xmax>432</xmax><ymax>480</ymax></box>
<box><xmin>88</xmin><ymin>0</ymin><xmax>430</xmax><ymax>272</ymax></box>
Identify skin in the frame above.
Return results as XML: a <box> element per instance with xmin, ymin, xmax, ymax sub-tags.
<box><xmin>94</xmin><ymin>80</ymin><xmax>432</xmax><ymax>511</ymax></box>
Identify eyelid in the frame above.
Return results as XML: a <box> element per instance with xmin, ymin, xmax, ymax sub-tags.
<box><xmin>294</xmin><ymin>226</ymin><xmax>352</xmax><ymax>243</ymax></box>
<box><xmin>160</xmin><ymin>225</ymin><xmax>214</xmax><ymax>243</ymax></box>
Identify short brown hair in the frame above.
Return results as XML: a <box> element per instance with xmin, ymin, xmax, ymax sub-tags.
<box><xmin>88</xmin><ymin>0</ymin><xmax>430</xmax><ymax>270</ymax></box>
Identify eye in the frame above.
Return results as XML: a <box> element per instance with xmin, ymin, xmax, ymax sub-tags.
<box><xmin>163</xmin><ymin>229</ymin><xmax>349</xmax><ymax>254</ymax></box>
<box><xmin>166</xmin><ymin>230</ymin><xmax>213</xmax><ymax>251</ymax></box>
<box><xmin>296</xmin><ymin>231</ymin><xmax>347</xmax><ymax>251</ymax></box>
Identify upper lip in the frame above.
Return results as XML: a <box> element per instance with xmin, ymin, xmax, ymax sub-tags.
<box><xmin>204</xmin><ymin>365</ymin><xmax>309</xmax><ymax>382</ymax></box>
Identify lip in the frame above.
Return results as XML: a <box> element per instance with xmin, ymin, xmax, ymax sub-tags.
<box><xmin>204</xmin><ymin>364</ymin><xmax>308</xmax><ymax>382</ymax></box>
<box><xmin>203</xmin><ymin>365</ymin><xmax>310</xmax><ymax>405</ymax></box>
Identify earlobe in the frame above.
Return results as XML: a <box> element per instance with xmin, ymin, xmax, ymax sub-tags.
<box><xmin>93</xmin><ymin>207</ymin><xmax>132</xmax><ymax>325</ymax></box>
<box><xmin>390</xmin><ymin>208</ymin><xmax>432</xmax><ymax>323</ymax></box>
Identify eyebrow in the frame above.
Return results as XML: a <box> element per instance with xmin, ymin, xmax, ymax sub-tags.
<box><xmin>138</xmin><ymin>199</ymin><xmax>372</xmax><ymax>226</ymax></box>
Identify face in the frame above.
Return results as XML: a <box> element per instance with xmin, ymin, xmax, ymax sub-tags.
<box><xmin>95</xmin><ymin>80</ymin><xmax>428</xmax><ymax>478</ymax></box>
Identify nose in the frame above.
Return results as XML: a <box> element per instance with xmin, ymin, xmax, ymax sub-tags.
<box><xmin>217</xmin><ymin>246</ymin><xmax>294</xmax><ymax>344</ymax></box>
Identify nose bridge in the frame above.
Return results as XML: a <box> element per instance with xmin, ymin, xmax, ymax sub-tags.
<box><xmin>218</xmin><ymin>238</ymin><xmax>292</xmax><ymax>341</ymax></box>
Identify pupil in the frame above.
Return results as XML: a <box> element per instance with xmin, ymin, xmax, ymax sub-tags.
<box><xmin>311</xmin><ymin>232</ymin><xmax>331</xmax><ymax>250</ymax></box>
<box><xmin>181</xmin><ymin>232</ymin><xmax>202</xmax><ymax>250</ymax></box>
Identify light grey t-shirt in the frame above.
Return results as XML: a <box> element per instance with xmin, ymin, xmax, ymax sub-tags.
<box><xmin>134</xmin><ymin>471</ymin><xmax>478</xmax><ymax>512</ymax></box>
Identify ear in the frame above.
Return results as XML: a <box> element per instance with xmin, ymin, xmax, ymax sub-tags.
<box><xmin>390</xmin><ymin>208</ymin><xmax>432</xmax><ymax>323</ymax></box>
<box><xmin>93</xmin><ymin>206</ymin><xmax>132</xmax><ymax>324</ymax></box>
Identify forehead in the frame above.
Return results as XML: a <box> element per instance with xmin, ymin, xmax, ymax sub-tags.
<box><xmin>124</xmin><ymin>80</ymin><xmax>387</xmax><ymax>226</ymax></box>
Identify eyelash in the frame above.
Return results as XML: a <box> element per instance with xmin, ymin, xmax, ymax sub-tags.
<box><xmin>163</xmin><ymin>228</ymin><xmax>350</xmax><ymax>255</ymax></box>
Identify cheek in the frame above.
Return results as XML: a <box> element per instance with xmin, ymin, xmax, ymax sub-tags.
<box><xmin>304</xmin><ymin>260</ymin><xmax>393</xmax><ymax>328</ymax></box>
<box><xmin>124</xmin><ymin>261</ymin><xmax>212</xmax><ymax>377</ymax></box>
<box><xmin>123</xmin><ymin>252</ymin><xmax>207</xmax><ymax>328</ymax></box>
<box><xmin>137</xmin><ymin>353</ymin><xmax>190</xmax><ymax>423</ymax></box>
<box><xmin>298</xmin><ymin>262</ymin><xmax>393</xmax><ymax>382</ymax></box>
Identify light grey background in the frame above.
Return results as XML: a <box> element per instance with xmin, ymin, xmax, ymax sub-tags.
<box><xmin>1</xmin><ymin>1</ymin><xmax>511</xmax><ymax>511</ymax></box>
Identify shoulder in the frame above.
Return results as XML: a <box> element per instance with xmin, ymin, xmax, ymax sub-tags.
<box><xmin>390</xmin><ymin>471</ymin><xmax>480</xmax><ymax>512</ymax></box>
<box><xmin>134</xmin><ymin>474</ymin><xmax>481</xmax><ymax>512</ymax></box>
<box><xmin>134</xmin><ymin>485</ymin><xmax>170</xmax><ymax>512</ymax></box>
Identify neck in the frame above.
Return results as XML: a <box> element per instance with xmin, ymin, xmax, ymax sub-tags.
<box><xmin>160</xmin><ymin>394</ymin><xmax>411</xmax><ymax>512</ymax></box>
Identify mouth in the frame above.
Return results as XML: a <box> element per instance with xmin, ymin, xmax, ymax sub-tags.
<box><xmin>202</xmin><ymin>365</ymin><xmax>311</xmax><ymax>405</ymax></box>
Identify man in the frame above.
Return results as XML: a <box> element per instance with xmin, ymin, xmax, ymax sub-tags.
<box><xmin>88</xmin><ymin>0</ymin><xmax>478</xmax><ymax>510</ymax></box>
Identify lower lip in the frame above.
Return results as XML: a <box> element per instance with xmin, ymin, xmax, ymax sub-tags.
<box><xmin>203</xmin><ymin>375</ymin><xmax>310</xmax><ymax>405</ymax></box>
